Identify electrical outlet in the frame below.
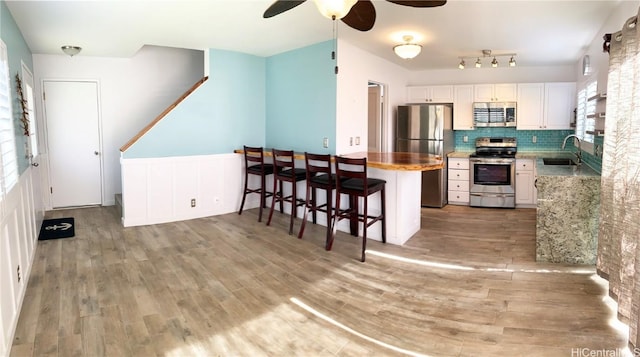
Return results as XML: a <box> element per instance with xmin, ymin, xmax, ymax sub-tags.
<box><xmin>355</xmin><ymin>136</ymin><xmax>360</xmax><ymax>145</ymax></box>
<box><xmin>349</xmin><ymin>137</ymin><xmax>353</xmax><ymax>146</ymax></box>
<box><xmin>323</xmin><ymin>137</ymin><xmax>328</xmax><ymax>148</ymax></box>
<box><xmin>191</xmin><ymin>198</ymin><xmax>196</xmax><ymax>207</ymax></box>
<box><xmin>463</xmin><ymin>136</ymin><xmax>468</xmax><ymax>143</ymax></box>
<box><xmin>532</xmin><ymin>135</ymin><xmax>537</xmax><ymax>143</ymax></box>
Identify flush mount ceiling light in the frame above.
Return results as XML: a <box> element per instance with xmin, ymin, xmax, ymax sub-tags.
<box><xmin>458</xmin><ymin>49</ymin><xmax>517</xmax><ymax>69</ymax></box>
<box><xmin>313</xmin><ymin>0</ymin><xmax>358</xmax><ymax>20</ymax></box>
<box><xmin>393</xmin><ymin>35</ymin><xmax>422</xmax><ymax>59</ymax></box>
<box><xmin>61</xmin><ymin>45</ymin><xmax>82</xmax><ymax>57</ymax></box>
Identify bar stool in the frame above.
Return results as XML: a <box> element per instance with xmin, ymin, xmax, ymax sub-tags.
<box><xmin>267</xmin><ymin>149</ymin><xmax>307</xmax><ymax>235</ymax></box>
<box><xmin>330</xmin><ymin>156</ymin><xmax>386</xmax><ymax>262</ymax></box>
<box><xmin>238</xmin><ymin>146</ymin><xmax>274</xmax><ymax>222</ymax></box>
<box><xmin>297</xmin><ymin>153</ymin><xmax>338</xmax><ymax>247</ymax></box>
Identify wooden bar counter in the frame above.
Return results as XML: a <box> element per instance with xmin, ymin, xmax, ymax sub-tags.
<box><xmin>236</xmin><ymin>150</ymin><xmax>442</xmax><ymax>246</ymax></box>
<box><xmin>339</xmin><ymin>151</ymin><xmax>443</xmax><ymax>171</ymax></box>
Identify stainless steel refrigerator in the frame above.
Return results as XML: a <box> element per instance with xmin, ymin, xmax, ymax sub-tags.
<box><xmin>395</xmin><ymin>104</ymin><xmax>454</xmax><ymax>208</ymax></box>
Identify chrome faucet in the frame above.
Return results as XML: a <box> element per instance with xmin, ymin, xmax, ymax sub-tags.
<box><xmin>562</xmin><ymin>134</ymin><xmax>582</xmax><ymax>165</ymax></box>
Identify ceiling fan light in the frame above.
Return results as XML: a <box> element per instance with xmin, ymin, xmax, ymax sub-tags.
<box><xmin>61</xmin><ymin>45</ymin><xmax>81</xmax><ymax>57</ymax></box>
<box><xmin>313</xmin><ymin>0</ymin><xmax>358</xmax><ymax>20</ymax></box>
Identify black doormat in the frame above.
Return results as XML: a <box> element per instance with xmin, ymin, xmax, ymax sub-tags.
<box><xmin>38</xmin><ymin>217</ymin><xmax>75</xmax><ymax>240</ymax></box>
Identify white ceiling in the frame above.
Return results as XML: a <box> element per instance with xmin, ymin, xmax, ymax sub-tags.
<box><xmin>5</xmin><ymin>0</ymin><xmax>626</xmax><ymax>71</ymax></box>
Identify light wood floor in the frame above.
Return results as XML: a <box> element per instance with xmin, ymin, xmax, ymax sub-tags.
<box><xmin>10</xmin><ymin>205</ymin><xmax>628</xmax><ymax>356</ymax></box>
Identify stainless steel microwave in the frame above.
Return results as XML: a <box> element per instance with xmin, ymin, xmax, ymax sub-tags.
<box><xmin>473</xmin><ymin>102</ymin><xmax>517</xmax><ymax>127</ymax></box>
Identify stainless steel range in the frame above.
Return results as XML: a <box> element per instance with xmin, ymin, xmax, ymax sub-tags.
<box><xmin>469</xmin><ymin>137</ymin><xmax>517</xmax><ymax>208</ymax></box>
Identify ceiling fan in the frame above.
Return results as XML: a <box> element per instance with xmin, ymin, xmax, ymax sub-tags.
<box><xmin>263</xmin><ymin>0</ymin><xmax>447</xmax><ymax>31</ymax></box>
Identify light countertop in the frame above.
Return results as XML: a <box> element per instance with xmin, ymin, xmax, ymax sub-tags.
<box><xmin>447</xmin><ymin>151</ymin><xmax>601</xmax><ymax>177</ymax></box>
<box><xmin>235</xmin><ymin>149</ymin><xmax>443</xmax><ymax>172</ymax></box>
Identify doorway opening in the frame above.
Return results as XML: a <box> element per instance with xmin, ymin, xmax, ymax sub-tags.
<box><xmin>367</xmin><ymin>81</ymin><xmax>386</xmax><ymax>152</ymax></box>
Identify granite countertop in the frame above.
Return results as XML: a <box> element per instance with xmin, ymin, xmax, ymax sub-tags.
<box><xmin>523</xmin><ymin>152</ymin><xmax>600</xmax><ymax>177</ymax></box>
<box><xmin>448</xmin><ymin>151</ymin><xmax>601</xmax><ymax>177</ymax></box>
<box><xmin>447</xmin><ymin>151</ymin><xmax>473</xmax><ymax>158</ymax></box>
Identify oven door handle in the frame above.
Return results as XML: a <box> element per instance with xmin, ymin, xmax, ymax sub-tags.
<box><xmin>469</xmin><ymin>158</ymin><xmax>515</xmax><ymax>164</ymax></box>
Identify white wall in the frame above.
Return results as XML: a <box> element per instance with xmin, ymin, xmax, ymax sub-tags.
<box><xmin>337</xmin><ymin>39</ymin><xmax>410</xmax><ymax>154</ymax></box>
<box><xmin>408</xmin><ymin>65</ymin><xmax>577</xmax><ymax>85</ymax></box>
<box><xmin>574</xmin><ymin>1</ymin><xmax>639</xmax><ymax>89</ymax></box>
<box><xmin>32</xmin><ymin>45</ymin><xmax>204</xmax><ymax>208</ymax></box>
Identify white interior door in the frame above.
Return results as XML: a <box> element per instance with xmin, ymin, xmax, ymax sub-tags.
<box><xmin>44</xmin><ymin>80</ymin><xmax>102</xmax><ymax>208</ymax></box>
<box><xmin>21</xmin><ymin>63</ymin><xmax>44</xmax><ymax>227</ymax></box>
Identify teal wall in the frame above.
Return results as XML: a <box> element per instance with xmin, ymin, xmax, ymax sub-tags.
<box><xmin>124</xmin><ymin>41</ymin><xmax>337</xmax><ymax>158</ymax></box>
<box><xmin>1</xmin><ymin>0</ymin><xmax>34</xmax><ymax>175</ymax></box>
<box><xmin>124</xmin><ymin>49</ymin><xmax>266</xmax><ymax>158</ymax></box>
<box><xmin>265</xmin><ymin>40</ymin><xmax>336</xmax><ymax>154</ymax></box>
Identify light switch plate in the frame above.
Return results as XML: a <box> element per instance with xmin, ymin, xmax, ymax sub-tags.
<box><xmin>323</xmin><ymin>137</ymin><xmax>328</xmax><ymax>148</ymax></box>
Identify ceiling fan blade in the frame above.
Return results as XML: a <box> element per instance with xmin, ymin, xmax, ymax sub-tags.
<box><xmin>263</xmin><ymin>0</ymin><xmax>307</xmax><ymax>18</ymax></box>
<box><xmin>341</xmin><ymin>0</ymin><xmax>376</xmax><ymax>32</ymax></box>
<box><xmin>386</xmin><ymin>0</ymin><xmax>447</xmax><ymax>7</ymax></box>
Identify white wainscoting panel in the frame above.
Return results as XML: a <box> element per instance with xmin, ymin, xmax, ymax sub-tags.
<box><xmin>120</xmin><ymin>153</ymin><xmax>244</xmax><ymax>227</ymax></box>
<box><xmin>0</xmin><ymin>168</ymin><xmax>39</xmax><ymax>357</ymax></box>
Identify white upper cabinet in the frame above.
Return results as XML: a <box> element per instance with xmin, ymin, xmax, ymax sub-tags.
<box><xmin>473</xmin><ymin>83</ymin><xmax>517</xmax><ymax>102</ymax></box>
<box><xmin>516</xmin><ymin>83</ymin><xmax>545</xmax><ymax>130</ymax></box>
<box><xmin>517</xmin><ymin>82</ymin><xmax>576</xmax><ymax>130</ymax></box>
<box><xmin>544</xmin><ymin>82</ymin><xmax>576</xmax><ymax>130</ymax></box>
<box><xmin>407</xmin><ymin>85</ymin><xmax>454</xmax><ymax>103</ymax></box>
<box><xmin>453</xmin><ymin>85</ymin><xmax>474</xmax><ymax>130</ymax></box>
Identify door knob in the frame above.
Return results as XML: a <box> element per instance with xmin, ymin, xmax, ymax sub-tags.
<box><xmin>32</xmin><ymin>162</ymin><xmax>39</xmax><ymax>167</ymax></box>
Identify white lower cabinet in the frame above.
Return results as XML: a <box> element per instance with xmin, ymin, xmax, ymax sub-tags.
<box><xmin>515</xmin><ymin>158</ymin><xmax>537</xmax><ymax>207</ymax></box>
<box><xmin>448</xmin><ymin>158</ymin><xmax>470</xmax><ymax>205</ymax></box>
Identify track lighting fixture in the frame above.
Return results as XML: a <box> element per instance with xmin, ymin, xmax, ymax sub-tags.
<box><xmin>458</xmin><ymin>49</ymin><xmax>517</xmax><ymax>69</ymax></box>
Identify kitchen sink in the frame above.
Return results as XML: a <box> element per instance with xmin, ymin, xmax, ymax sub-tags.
<box><xmin>542</xmin><ymin>158</ymin><xmax>577</xmax><ymax>166</ymax></box>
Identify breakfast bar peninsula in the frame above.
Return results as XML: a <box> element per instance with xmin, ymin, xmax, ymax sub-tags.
<box><xmin>337</xmin><ymin>152</ymin><xmax>443</xmax><ymax>245</ymax></box>
<box><xmin>237</xmin><ymin>149</ymin><xmax>443</xmax><ymax>246</ymax></box>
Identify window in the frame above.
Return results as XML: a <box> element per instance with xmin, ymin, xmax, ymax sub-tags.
<box><xmin>575</xmin><ymin>79</ymin><xmax>598</xmax><ymax>145</ymax></box>
<box><xmin>0</xmin><ymin>39</ymin><xmax>19</xmax><ymax>199</ymax></box>
<box><xmin>21</xmin><ymin>63</ymin><xmax>38</xmax><ymax>158</ymax></box>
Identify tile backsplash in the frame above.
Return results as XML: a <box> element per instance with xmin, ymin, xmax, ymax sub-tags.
<box><xmin>454</xmin><ymin>128</ymin><xmax>602</xmax><ymax>173</ymax></box>
<box><xmin>454</xmin><ymin>128</ymin><xmax>574</xmax><ymax>151</ymax></box>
